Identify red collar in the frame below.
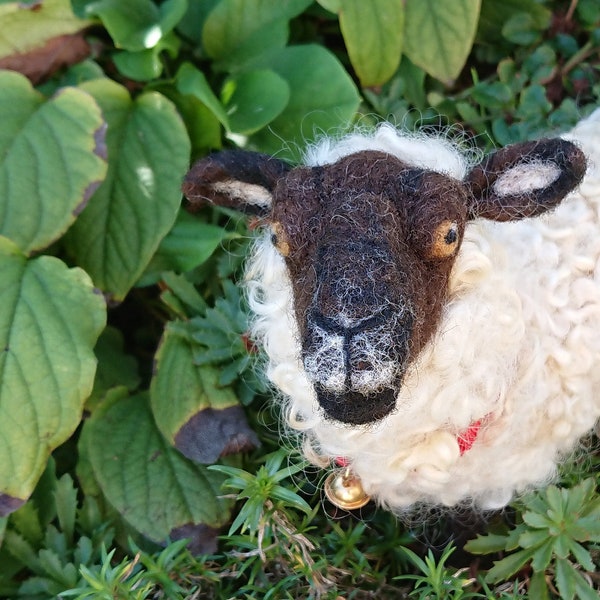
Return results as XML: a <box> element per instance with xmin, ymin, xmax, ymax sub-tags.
<box><xmin>457</xmin><ymin>418</ymin><xmax>483</xmax><ymax>455</ymax></box>
<box><xmin>334</xmin><ymin>417</ymin><xmax>486</xmax><ymax>469</ymax></box>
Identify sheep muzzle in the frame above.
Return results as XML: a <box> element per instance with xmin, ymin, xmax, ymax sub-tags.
<box><xmin>301</xmin><ymin>240</ymin><xmax>413</xmax><ymax>424</ymax></box>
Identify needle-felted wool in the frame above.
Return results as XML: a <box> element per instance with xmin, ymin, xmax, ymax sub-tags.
<box><xmin>183</xmin><ymin>111</ymin><xmax>599</xmax><ymax>511</ymax></box>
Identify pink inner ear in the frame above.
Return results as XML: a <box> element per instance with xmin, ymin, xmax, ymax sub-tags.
<box><xmin>492</xmin><ymin>161</ymin><xmax>562</xmax><ymax>198</ymax></box>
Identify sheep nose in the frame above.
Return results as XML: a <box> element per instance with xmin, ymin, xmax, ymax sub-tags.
<box><xmin>315</xmin><ymin>241</ymin><xmax>397</xmax><ymax>326</ymax></box>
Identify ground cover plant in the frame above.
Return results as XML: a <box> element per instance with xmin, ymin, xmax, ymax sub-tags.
<box><xmin>0</xmin><ymin>0</ymin><xmax>598</xmax><ymax>597</ymax></box>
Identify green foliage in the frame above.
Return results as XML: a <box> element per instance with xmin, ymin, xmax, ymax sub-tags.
<box><xmin>210</xmin><ymin>449</ymin><xmax>312</xmax><ymax>538</ymax></box>
<box><xmin>466</xmin><ymin>479</ymin><xmax>600</xmax><ymax>600</ymax></box>
<box><xmin>0</xmin><ymin>0</ymin><xmax>598</xmax><ymax>598</ymax></box>
<box><xmin>0</xmin><ymin>460</ymin><xmax>115</xmax><ymax>598</ymax></box>
<box><xmin>396</xmin><ymin>544</ymin><xmax>477</xmax><ymax>599</ymax></box>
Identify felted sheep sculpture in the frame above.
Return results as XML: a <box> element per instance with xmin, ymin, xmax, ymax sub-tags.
<box><xmin>183</xmin><ymin>110</ymin><xmax>600</xmax><ymax>511</ymax></box>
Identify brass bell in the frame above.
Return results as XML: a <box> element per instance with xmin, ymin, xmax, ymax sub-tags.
<box><xmin>324</xmin><ymin>467</ymin><xmax>370</xmax><ymax>510</ymax></box>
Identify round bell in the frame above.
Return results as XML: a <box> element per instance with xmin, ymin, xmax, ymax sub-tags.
<box><xmin>324</xmin><ymin>467</ymin><xmax>370</xmax><ymax>510</ymax></box>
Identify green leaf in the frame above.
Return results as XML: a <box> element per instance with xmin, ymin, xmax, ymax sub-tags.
<box><xmin>82</xmin><ymin>392</ymin><xmax>232</xmax><ymax>550</ymax></box>
<box><xmin>269</xmin><ymin>485</ymin><xmax>312</xmax><ymax>514</ymax></box>
<box><xmin>88</xmin><ymin>0</ymin><xmax>187</xmax><ymax>51</ymax></box>
<box><xmin>529</xmin><ymin>539</ymin><xmax>554</xmax><ymax>572</ymax></box>
<box><xmin>528</xmin><ymin>570</ymin><xmax>550</xmax><ymax>600</ymax></box>
<box><xmin>516</xmin><ymin>83</ymin><xmax>552</xmax><ymax>122</ymax></box>
<box><xmin>158</xmin><ymin>87</ymin><xmax>222</xmax><ymax>158</ymax></box>
<box><xmin>150</xmin><ymin>321</ymin><xmax>258</xmax><ymax>463</ymax></box>
<box><xmin>573</xmin><ymin>569</ymin><xmax>600</xmax><ymax>600</ymax></box>
<box><xmin>141</xmin><ymin>210</ymin><xmax>229</xmax><ymax>284</ymax></box>
<box><xmin>471</xmin><ymin>81</ymin><xmax>513</xmax><ymax>109</ymax></box>
<box><xmin>3</xmin><ymin>529</ymin><xmax>43</xmax><ymax>572</ymax></box>
<box><xmin>202</xmin><ymin>0</ymin><xmax>312</xmax><ymax>67</ymax></box>
<box><xmin>88</xmin><ymin>326</ymin><xmax>141</xmax><ymax>410</ymax></box>
<box><xmin>403</xmin><ymin>0</ymin><xmax>481</xmax><ymax>84</ymax></box>
<box><xmin>336</xmin><ymin>0</ymin><xmax>404</xmax><ymax>87</ymax></box>
<box><xmin>64</xmin><ymin>78</ymin><xmax>191</xmax><ymax>301</ymax></box>
<box><xmin>502</xmin><ymin>12</ymin><xmax>544</xmax><ymax>45</ymax></box>
<box><xmin>251</xmin><ymin>44</ymin><xmax>361</xmax><ymax>159</ymax></box>
<box><xmin>0</xmin><ymin>238</ymin><xmax>106</xmax><ymax>515</ymax></box>
<box><xmin>175</xmin><ymin>61</ymin><xmax>230</xmax><ymax>128</ymax></box>
<box><xmin>316</xmin><ymin>0</ymin><xmax>341</xmax><ymax>12</ymax></box>
<box><xmin>159</xmin><ymin>272</ymin><xmax>208</xmax><ymax>318</ymax></box>
<box><xmin>464</xmin><ymin>532</ymin><xmax>510</xmax><ymax>554</ymax></box>
<box><xmin>53</xmin><ymin>475</ymin><xmax>78</xmax><ymax>545</ymax></box>
<box><xmin>566</xmin><ymin>539</ymin><xmax>595</xmax><ymax>572</ymax></box>
<box><xmin>0</xmin><ymin>71</ymin><xmax>107</xmax><ymax>255</ymax></box>
<box><xmin>0</xmin><ymin>0</ymin><xmax>91</xmax><ymax>59</ymax></box>
<box><xmin>176</xmin><ymin>0</ymin><xmax>220</xmax><ymax>42</ymax></box>
<box><xmin>112</xmin><ymin>31</ymin><xmax>181</xmax><ymax>82</ymax></box>
<box><xmin>477</xmin><ymin>0</ymin><xmax>551</xmax><ymax>44</ymax></box>
<box><xmin>554</xmin><ymin>558</ymin><xmax>577</xmax><ymax>600</ymax></box>
<box><xmin>485</xmin><ymin>547</ymin><xmax>537</xmax><ymax>583</ymax></box>
<box><xmin>9</xmin><ymin>502</ymin><xmax>44</xmax><ymax>547</ymax></box>
<box><xmin>222</xmin><ymin>69</ymin><xmax>290</xmax><ymax>135</ymax></box>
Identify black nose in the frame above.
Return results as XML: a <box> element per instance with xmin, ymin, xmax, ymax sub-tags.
<box><xmin>315</xmin><ymin>384</ymin><xmax>398</xmax><ymax>424</ymax></box>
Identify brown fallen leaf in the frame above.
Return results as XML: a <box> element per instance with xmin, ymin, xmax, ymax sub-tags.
<box><xmin>0</xmin><ymin>32</ymin><xmax>90</xmax><ymax>84</ymax></box>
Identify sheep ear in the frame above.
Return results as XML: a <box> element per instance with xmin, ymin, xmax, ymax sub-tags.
<box><xmin>182</xmin><ymin>150</ymin><xmax>291</xmax><ymax>216</ymax></box>
<box><xmin>466</xmin><ymin>138</ymin><xmax>586</xmax><ymax>222</ymax></box>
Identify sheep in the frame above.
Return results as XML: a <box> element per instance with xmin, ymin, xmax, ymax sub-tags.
<box><xmin>182</xmin><ymin>110</ymin><xmax>600</xmax><ymax>511</ymax></box>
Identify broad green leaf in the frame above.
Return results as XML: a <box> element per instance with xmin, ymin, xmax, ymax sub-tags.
<box><xmin>337</xmin><ymin>0</ymin><xmax>404</xmax><ymax>87</ymax></box>
<box><xmin>222</xmin><ymin>69</ymin><xmax>290</xmax><ymax>135</ymax></box>
<box><xmin>0</xmin><ymin>238</ymin><xmax>106</xmax><ymax>516</ymax></box>
<box><xmin>0</xmin><ymin>71</ymin><xmax>107</xmax><ymax>255</ymax></box>
<box><xmin>150</xmin><ymin>321</ymin><xmax>258</xmax><ymax>463</ymax></box>
<box><xmin>88</xmin><ymin>326</ymin><xmax>140</xmax><ymax>410</ymax></box>
<box><xmin>176</xmin><ymin>0</ymin><xmax>220</xmax><ymax>42</ymax></box>
<box><xmin>251</xmin><ymin>44</ymin><xmax>361</xmax><ymax>159</ymax></box>
<box><xmin>141</xmin><ymin>209</ymin><xmax>230</xmax><ymax>284</ymax></box>
<box><xmin>202</xmin><ymin>0</ymin><xmax>312</xmax><ymax>67</ymax></box>
<box><xmin>176</xmin><ymin>62</ymin><xmax>229</xmax><ymax>128</ymax></box>
<box><xmin>316</xmin><ymin>0</ymin><xmax>341</xmax><ymax>12</ymax></box>
<box><xmin>113</xmin><ymin>49</ymin><xmax>162</xmax><ymax>81</ymax></box>
<box><xmin>83</xmin><ymin>392</ymin><xmax>232</xmax><ymax>551</ymax></box>
<box><xmin>64</xmin><ymin>78</ymin><xmax>191</xmax><ymax>301</ymax></box>
<box><xmin>403</xmin><ymin>0</ymin><xmax>481</xmax><ymax>84</ymax></box>
<box><xmin>0</xmin><ymin>0</ymin><xmax>91</xmax><ymax>59</ymax></box>
<box><xmin>113</xmin><ymin>31</ymin><xmax>181</xmax><ymax>82</ymax></box>
<box><xmin>87</xmin><ymin>0</ymin><xmax>187</xmax><ymax>51</ymax></box>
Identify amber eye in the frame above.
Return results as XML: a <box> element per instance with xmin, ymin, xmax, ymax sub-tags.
<box><xmin>270</xmin><ymin>222</ymin><xmax>290</xmax><ymax>257</ymax></box>
<box><xmin>430</xmin><ymin>220</ymin><xmax>460</xmax><ymax>259</ymax></box>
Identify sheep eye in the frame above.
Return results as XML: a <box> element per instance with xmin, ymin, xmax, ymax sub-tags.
<box><xmin>430</xmin><ymin>220</ymin><xmax>460</xmax><ymax>259</ymax></box>
<box><xmin>270</xmin><ymin>222</ymin><xmax>290</xmax><ymax>257</ymax></box>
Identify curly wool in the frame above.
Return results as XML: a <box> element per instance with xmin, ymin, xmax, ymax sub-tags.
<box><xmin>246</xmin><ymin>113</ymin><xmax>600</xmax><ymax>511</ymax></box>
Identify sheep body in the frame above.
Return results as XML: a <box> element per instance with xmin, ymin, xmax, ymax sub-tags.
<box><xmin>246</xmin><ymin>112</ymin><xmax>600</xmax><ymax>510</ymax></box>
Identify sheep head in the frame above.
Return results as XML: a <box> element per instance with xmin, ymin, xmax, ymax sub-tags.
<box><xmin>183</xmin><ymin>138</ymin><xmax>585</xmax><ymax>425</ymax></box>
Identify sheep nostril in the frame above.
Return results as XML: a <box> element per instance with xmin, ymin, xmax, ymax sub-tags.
<box><xmin>354</xmin><ymin>360</ymin><xmax>372</xmax><ymax>371</ymax></box>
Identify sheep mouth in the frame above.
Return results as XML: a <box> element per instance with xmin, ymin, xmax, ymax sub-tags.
<box><xmin>315</xmin><ymin>383</ymin><xmax>398</xmax><ymax>425</ymax></box>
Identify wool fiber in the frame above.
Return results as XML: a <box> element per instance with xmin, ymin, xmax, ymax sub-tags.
<box><xmin>246</xmin><ymin>112</ymin><xmax>600</xmax><ymax>510</ymax></box>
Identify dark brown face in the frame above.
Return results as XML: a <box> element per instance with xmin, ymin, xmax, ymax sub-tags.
<box><xmin>182</xmin><ymin>137</ymin><xmax>585</xmax><ymax>425</ymax></box>
<box><xmin>269</xmin><ymin>152</ymin><xmax>469</xmax><ymax>424</ymax></box>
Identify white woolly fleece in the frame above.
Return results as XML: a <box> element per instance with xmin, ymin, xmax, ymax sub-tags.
<box><xmin>246</xmin><ymin>113</ymin><xmax>600</xmax><ymax>511</ymax></box>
